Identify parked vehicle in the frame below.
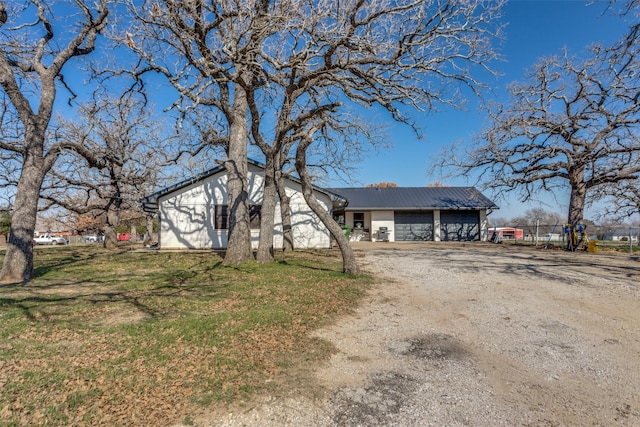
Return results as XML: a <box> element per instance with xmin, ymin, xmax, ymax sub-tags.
<box><xmin>83</xmin><ymin>234</ymin><xmax>102</xmax><ymax>243</ymax></box>
<box><xmin>33</xmin><ymin>234</ymin><xmax>66</xmax><ymax>245</ymax></box>
<box><xmin>118</xmin><ymin>233</ymin><xmax>131</xmax><ymax>241</ymax></box>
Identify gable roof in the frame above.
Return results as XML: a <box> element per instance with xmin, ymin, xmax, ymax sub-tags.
<box><xmin>328</xmin><ymin>187</ymin><xmax>498</xmax><ymax>211</ymax></box>
<box><xmin>142</xmin><ymin>158</ymin><xmax>346</xmax><ymax>213</ymax></box>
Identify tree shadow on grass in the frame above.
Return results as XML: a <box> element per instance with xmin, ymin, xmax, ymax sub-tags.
<box><xmin>0</xmin><ymin>252</ymin><xmax>233</xmax><ymax>327</ymax></box>
<box><xmin>32</xmin><ymin>250</ymin><xmax>106</xmax><ymax>278</ymax></box>
<box><xmin>277</xmin><ymin>260</ymin><xmax>337</xmax><ymax>273</ymax></box>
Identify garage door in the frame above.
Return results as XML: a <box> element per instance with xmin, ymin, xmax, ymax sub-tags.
<box><xmin>394</xmin><ymin>211</ymin><xmax>434</xmax><ymax>241</ymax></box>
<box><xmin>440</xmin><ymin>210</ymin><xmax>480</xmax><ymax>241</ymax></box>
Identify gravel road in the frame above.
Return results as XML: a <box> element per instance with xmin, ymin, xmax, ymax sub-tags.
<box><xmin>211</xmin><ymin>243</ymin><xmax>640</xmax><ymax>426</ymax></box>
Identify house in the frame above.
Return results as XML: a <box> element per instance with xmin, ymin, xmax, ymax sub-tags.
<box><xmin>142</xmin><ymin>161</ymin><xmax>498</xmax><ymax>249</ymax></box>
<box><xmin>142</xmin><ymin>160</ymin><xmax>344</xmax><ymax>250</ymax></box>
<box><xmin>329</xmin><ymin>187</ymin><xmax>497</xmax><ymax>242</ymax></box>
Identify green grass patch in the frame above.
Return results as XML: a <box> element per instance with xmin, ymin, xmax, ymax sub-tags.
<box><xmin>0</xmin><ymin>246</ymin><xmax>371</xmax><ymax>426</ymax></box>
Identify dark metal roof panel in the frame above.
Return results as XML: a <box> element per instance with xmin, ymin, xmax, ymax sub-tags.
<box><xmin>328</xmin><ymin>187</ymin><xmax>498</xmax><ymax>210</ymax></box>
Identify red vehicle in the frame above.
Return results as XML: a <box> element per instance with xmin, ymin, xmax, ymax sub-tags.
<box><xmin>118</xmin><ymin>233</ymin><xmax>131</xmax><ymax>241</ymax></box>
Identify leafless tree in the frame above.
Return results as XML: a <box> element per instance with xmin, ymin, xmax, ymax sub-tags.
<box><xmin>595</xmin><ymin>0</ymin><xmax>640</xmax><ymax>221</ymax></box>
<box><xmin>123</xmin><ymin>1</ymin><xmax>254</xmax><ymax>264</ymax></box>
<box><xmin>0</xmin><ymin>0</ymin><xmax>108</xmax><ymax>283</ymax></box>
<box><xmin>592</xmin><ymin>180</ymin><xmax>640</xmax><ymax>221</ymax></box>
<box><xmin>41</xmin><ymin>93</ymin><xmax>169</xmax><ymax>249</ymax></box>
<box><xmin>124</xmin><ymin>0</ymin><xmax>503</xmax><ymax>271</ymax></box>
<box><xmin>0</xmin><ymin>93</ymin><xmax>21</xmax><ymax>202</ymax></box>
<box><xmin>510</xmin><ymin>208</ymin><xmax>564</xmax><ymax>228</ymax></box>
<box><xmin>367</xmin><ymin>182</ymin><xmax>399</xmax><ymax>188</ymax></box>
<box><xmin>438</xmin><ymin>41</ymin><xmax>640</xmax><ymax>227</ymax></box>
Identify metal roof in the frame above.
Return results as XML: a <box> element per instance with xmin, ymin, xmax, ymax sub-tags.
<box><xmin>328</xmin><ymin>187</ymin><xmax>498</xmax><ymax>211</ymax></box>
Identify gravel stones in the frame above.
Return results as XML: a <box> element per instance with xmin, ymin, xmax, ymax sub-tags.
<box><xmin>202</xmin><ymin>243</ymin><xmax>640</xmax><ymax>426</ymax></box>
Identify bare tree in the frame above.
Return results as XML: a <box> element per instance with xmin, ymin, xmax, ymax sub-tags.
<box><xmin>510</xmin><ymin>208</ymin><xmax>564</xmax><ymax>228</ymax></box>
<box><xmin>595</xmin><ymin>0</ymin><xmax>640</xmax><ymax>221</ymax></box>
<box><xmin>124</xmin><ymin>1</ymin><xmax>255</xmax><ymax>264</ymax></box>
<box><xmin>241</xmin><ymin>0</ymin><xmax>504</xmax><ymax>266</ymax></box>
<box><xmin>124</xmin><ymin>0</ymin><xmax>503</xmax><ymax>270</ymax></box>
<box><xmin>41</xmin><ymin>93</ymin><xmax>169</xmax><ymax>249</ymax></box>
<box><xmin>367</xmin><ymin>182</ymin><xmax>399</xmax><ymax>188</ymax></box>
<box><xmin>0</xmin><ymin>0</ymin><xmax>108</xmax><ymax>283</ymax></box>
<box><xmin>592</xmin><ymin>180</ymin><xmax>640</xmax><ymax>221</ymax></box>
<box><xmin>439</xmin><ymin>42</ymin><xmax>640</xmax><ymax>227</ymax></box>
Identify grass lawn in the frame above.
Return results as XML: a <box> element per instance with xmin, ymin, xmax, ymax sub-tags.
<box><xmin>0</xmin><ymin>246</ymin><xmax>371</xmax><ymax>426</ymax></box>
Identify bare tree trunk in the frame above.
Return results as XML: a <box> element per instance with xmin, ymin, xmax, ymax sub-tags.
<box><xmin>256</xmin><ymin>155</ymin><xmax>276</xmax><ymax>263</ymax></box>
<box><xmin>103</xmin><ymin>202</ymin><xmax>119</xmax><ymax>249</ymax></box>
<box><xmin>276</xmin><ymin>172</ymin><xmax>294</xmax><ymax>252</ymax></box>
<box><xmin>143</xmin><ymin>214</ymin><xmax>154</xmax><ymax>245</ymax></box>
<box><xmin>568</xmin><ymin>166</ymin><xmax>587</xmax><ymax>226</ymax></box>
<box><xmin>275</xmin><ymin>167</ymin><xmax>294</xmax><ymax>252</ymax></box>
<box><xmin>223</xmin><ymin>83</ymin><xmax>253</xmax><ymax>264</ymax></box>
<box><xmin>103</xmin><ymin>224</ymin><xmax>118</xmax><ymax>249</ymax></box>
<box><xmin>0</xmin><ymin>151</ymin><xmax>46</xmax><ymax>283</ymax></box>
<box><xmin>295</xmin><ymin>139</ymin><xmax>359</xmax><ymax>275</ymax></box>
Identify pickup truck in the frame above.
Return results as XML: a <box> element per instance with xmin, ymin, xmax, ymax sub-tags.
<box><xmin>33</xmin><ymin>234</ymin><xmax>66</xmax><ymax>245</ymax></box>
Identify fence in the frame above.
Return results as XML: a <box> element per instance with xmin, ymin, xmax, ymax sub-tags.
<box><xmin>487</xmin><ymin>225</ymin><xmax>640</xmax><ymax>252</ymax></box>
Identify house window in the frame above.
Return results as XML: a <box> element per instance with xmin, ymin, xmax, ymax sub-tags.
<box><xmin>215</xmin><ymin>205</ymin><xmax>261</xmax><ymax>230</ymax></box>
<box><xmin>215</xmin><ymin>205</ymin><xmax>229</xmax><ymax>230</ymax></box>
<box><xmin>249</xmin><ymin>205</ymin><xmax>261</xmax><ymax>229</ymax></box>
<box><xmin>353</xmin><ymin>212</ymin><xmax>365</xmax><ymax>229</ymax></box>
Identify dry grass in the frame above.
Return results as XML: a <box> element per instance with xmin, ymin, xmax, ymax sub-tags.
<box><xmin>0</xmin><ymin>246</ymin><xmax>371</xmax><ymax>426</ymax></box>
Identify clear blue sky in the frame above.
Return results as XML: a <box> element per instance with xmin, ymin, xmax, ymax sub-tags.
<box><xmin>13</xmin><ymin>1</ymin><xmax>627</xmax><ymax>221</ymax></box>
<box><xmin>334</xmin><ymin>0</ymin><xmax>629</xmax><ymax>221</ymax></box>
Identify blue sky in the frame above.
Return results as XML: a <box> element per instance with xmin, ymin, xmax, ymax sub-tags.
<box><xmin>4</xmin><ymin>1</ymin><xmax>629</xmax><ymax>222</ymax></box>
<box><xmin>335</xmin><ymin>0</ymin><xmax>629</xmax><ymax>221</ymax></box>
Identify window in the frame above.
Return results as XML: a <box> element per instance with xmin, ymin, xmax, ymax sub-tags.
<box><xmin>214</xmin><ymin>205</ymin><xmax>261</xmax><ymax>230</ymax></box>
<box><xmin>249</xmin><ymin>205</ymin><xmax>261</xmax><ymax>229</ymax></box>
<box><xmin>353</xmin><ymin>212</ymin><xmax>365</xmax><ymax>229</ymax></box>
<box><xmin>215</xmin><ymin>205</ymin><xmax>229</xmax><ymax>230</ymax></box>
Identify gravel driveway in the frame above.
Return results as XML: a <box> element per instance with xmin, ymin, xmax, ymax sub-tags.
<box><xmin>213</xmin><ymin>243</ymin><xmax>640</xmax><ymax>426</ymax></box>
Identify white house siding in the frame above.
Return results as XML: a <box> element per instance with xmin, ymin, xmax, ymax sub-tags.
<box><xmin>479</xmin><ymin>210</ymin><xmax>489</xmax><ymax>241</ymax></box>
<box><xmin>158</xmin><ymin>164</ymin><xmax>331</xmax><ymax>249</ymax></box>
<box><xmin>281</xmin><ymin>180</ymin><xmax>332</xmax><ymax>250</ymax></box>
<box><xmin>370</xmin><ymin>211</ymin><xmax>395</xmax><ymax>242</ymax></box>
<box><xmin>433</xmin><ymin>210</ymin><xmax>441</xmax><ymax>242</ymax></box>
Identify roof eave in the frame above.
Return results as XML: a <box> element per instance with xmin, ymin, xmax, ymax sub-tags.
<box><xmin>341</xmin><ymin>206</ymin><xmax>496</xmax><ymax>211</ymax></box>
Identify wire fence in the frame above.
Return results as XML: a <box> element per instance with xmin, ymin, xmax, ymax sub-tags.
<box><xmin>487</xmin><ymin>224</ymin><xmax>640</xmax><ymax>253</ymax></box>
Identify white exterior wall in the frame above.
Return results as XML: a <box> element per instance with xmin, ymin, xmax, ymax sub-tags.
<box><xmin>370</xmin><ymin>211</ymin><xmax>395</xmax><ymax>242</ymax></box>
<box><xmin>433</xmin><ymin>210</ymin><xmax>441</xmax><ymax>242</ymax></box>
<box><xmin>479</xmin><ymin>210</ymin><xmax>488</xmax><ymax>241</ymax></box>
<box><xmin>158</xmin><ymin>164</ymin><xmax>331</xmax><ymax>249</ymax></box>
<box><xmin>284</xmin><ymin>179</ymin><xmax>332</xmax><ymax>250</ymax></box>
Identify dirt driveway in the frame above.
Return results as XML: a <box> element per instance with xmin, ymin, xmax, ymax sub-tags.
<box><xmin>213</xmin><ymin>243</ymin><xmax>640</xmax><ymax>426</ymax></box>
